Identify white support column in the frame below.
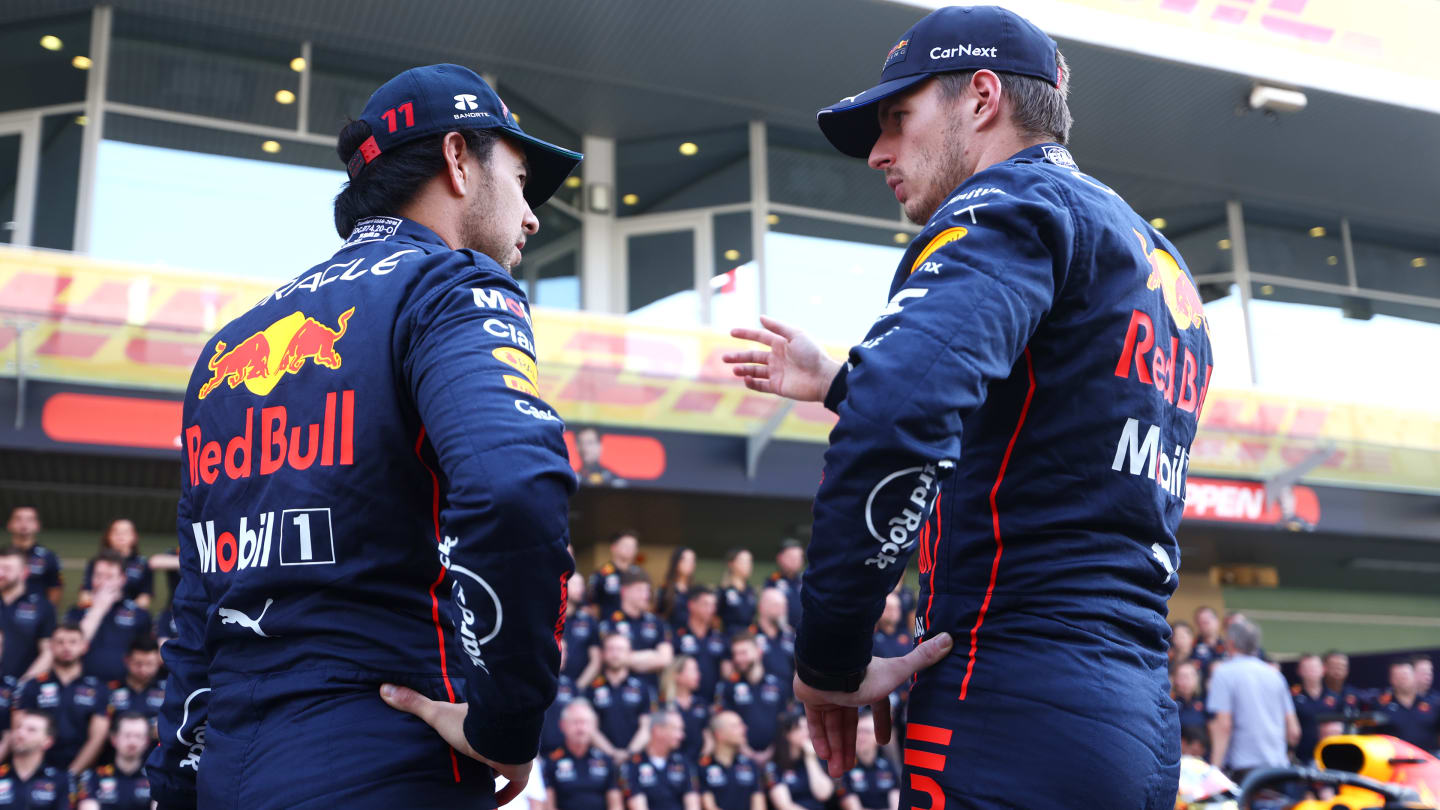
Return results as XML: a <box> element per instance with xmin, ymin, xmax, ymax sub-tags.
<box><xmin>580</xmin><ymin>135</ymin><xmax>618</xmax><ymax>313</ymax></box>
<box><xmin>1225</xmin><ymin>200</ymin><xmax>1259</xmax><ymax>386</ymax></box>
<box><xmin>72</xmin><ymin>4</ymin><xmax>113</xmax><ymax>253</ymax></box>
<box><xmin>748</xmin><ymin>120</ymin><xmax>769</xmax><ymax>316</ymax></box>
<box><xmin>1340</xmin><ymin>217</ymin><xmax>1359</xmax><ymax>290</ymax></box>
<box><xmin>296</xmin><ymin>41</ymin><xmax>312</xmax><ymax>135</ymax></box>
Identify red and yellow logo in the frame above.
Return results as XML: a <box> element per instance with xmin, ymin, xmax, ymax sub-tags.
<box><xmin>198</xmin><ymin>307</ymin><xmax>354</xmax><ymax>400</ymax></box>
<box><xmin>908</xmin><ymin>227</ymin><xmax>967</xmax><ymax>274</ymax></box>
<box><xmin>1134</xmin><ymin>230</ymin><xmax>1207</xmax><ymax>336</ymax></box>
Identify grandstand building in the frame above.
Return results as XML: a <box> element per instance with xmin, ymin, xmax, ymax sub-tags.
<box><xmin>0</xmin><ymin>0</ymin><xmax>1437</xmax><ymax>656</ymax></box>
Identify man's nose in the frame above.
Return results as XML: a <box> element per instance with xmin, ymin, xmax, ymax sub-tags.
<box><xmin>523</xmin><ymin>208</ymin><xmax>539</xmax><ymax>236</ymax></box>
<box><xmin>868</xmin><ymin>136</ymin><xmax>895</xmax><ymax>171</ymax></box>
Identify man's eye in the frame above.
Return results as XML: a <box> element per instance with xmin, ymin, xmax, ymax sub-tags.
<box><xmin>519</xmin><ymin>174</ymin><xmax>528</xmax><ymax>186</ymax></box>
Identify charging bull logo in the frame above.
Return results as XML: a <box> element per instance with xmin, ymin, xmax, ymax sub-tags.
<box><xmin>1135</xmin><ymin>230</ymin><xmax>1208</xmax><ymax>337</ymax></box>
<box><xmin>198</xmin><ymin>307</ymin><xmax>355</xmax><ymax>399</ymax></box>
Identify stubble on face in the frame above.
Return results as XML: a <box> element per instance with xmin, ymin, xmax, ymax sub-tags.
<box><xmin>460</xmin><ymin>165</ymin><xmax>522</xmax><ymax>272</ymax></box>
<box><xmin>902</xmin><ymin>102</ymin><xmax>972</xmax><ymax>225</ymax></box>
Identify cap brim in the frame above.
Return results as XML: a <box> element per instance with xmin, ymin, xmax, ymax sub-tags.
<box><xmin>504</xmin><ymin>128</ymin><xmax>583</xmax><ymax>208</ymax></box>
<box><xmin>816</xmin><ymin>74</ymin><xmax>930</xmax><ymax>159</ymax></box>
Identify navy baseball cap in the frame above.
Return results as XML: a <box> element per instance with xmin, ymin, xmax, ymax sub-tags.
<box><xmin>818</xmin><ymin>6</ymin><xmax>1060</xmax><ymax>159</ymax></box>
<box><xmin>346</xmin><ymin>63</ymin><xmax>581</xmax><ymax>207</ymax></box>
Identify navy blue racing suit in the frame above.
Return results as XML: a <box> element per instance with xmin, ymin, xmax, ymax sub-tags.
<box><xmin>795</xmin><ymin>144</ymin><xmax>1213</xmax><ymax>809</ymax></box>
<box><xmin>145</xmin><ymin>217</ymin><xmax>577</xmax><ymax>809</ymax></box>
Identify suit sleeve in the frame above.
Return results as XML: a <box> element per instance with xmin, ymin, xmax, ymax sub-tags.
<box><xmin>146</xmin><ymin>491</ymin><xmax>210</xmax><ymax>810</ymax></box>
<box><xmin>402</xmin><ymin>255</ymin><xmax>577</xmax><ymax>765</ymax></box>
<box><xmin>795</xmin><ymin>168</ymin><xmax>1075</xmax><ymax>687</ymax></box>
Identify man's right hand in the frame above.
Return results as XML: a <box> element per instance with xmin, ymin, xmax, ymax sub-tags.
<box><xmin>724</xmin><ymin>316</ymin><xmax>842</xmax><ymax>403</ymax></box>
<box><xmin>381</xmin><ymin>684</ymin><xmax>533</xmax><ymax>806</ymax></box>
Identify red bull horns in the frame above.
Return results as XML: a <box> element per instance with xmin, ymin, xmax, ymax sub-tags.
<box><xmin>198</xmin><ymin>307</ymin><xmax>355</xmax><ymax>400</ymax></box>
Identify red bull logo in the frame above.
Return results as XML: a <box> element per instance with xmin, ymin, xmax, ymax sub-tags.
<box><xmin>1134</xmin><ymin>230</ymin><xmax>1208</xmax><ymax>336</ymax></box>
<box><xmin>198</xmin><ymin>307</ymin><xmax>355</xmax><ymax>400</ymax></box>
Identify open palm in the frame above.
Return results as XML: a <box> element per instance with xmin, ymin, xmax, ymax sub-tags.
<box><xmin>723</xmin><ymin>316</ymin><xmax>842</xmax><ymax>403</ymax></box>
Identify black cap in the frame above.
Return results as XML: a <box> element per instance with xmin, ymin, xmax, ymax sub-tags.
<box><xmin>818</xmin><ymin>6</ymin><xmax>1060</xmax><ymax>158</ymax></box>
<box><xmin>347</xmin><ymin>63</ymin><xmax>581</xmax><ymax>207</ymax></box>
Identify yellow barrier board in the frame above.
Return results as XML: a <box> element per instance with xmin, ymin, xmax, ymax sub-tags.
<box><xmin>3</xmin><ymin>246</ymin><xmax>1438</xmax><ymax>490</ymax></box>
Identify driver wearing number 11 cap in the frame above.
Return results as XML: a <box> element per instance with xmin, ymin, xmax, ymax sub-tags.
<box><xmin>726</xmin><ymin>6</ymin><xmax>1211</xmax><ymax>808</ymax></box>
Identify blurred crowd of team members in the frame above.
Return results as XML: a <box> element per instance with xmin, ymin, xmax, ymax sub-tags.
<box><xmin>1168</xmin><ymin>604</ymin><xmax>1438</xmax><ymax>787</ymax></box>
<box><xmin>544</xmin><ymin>530</ymin><xmax>910</xmax><ymax>810</ymax></box>
<box><xmin>2</xmin><ymin>505</ymin><xmax>179</xmax><ymax>809</ymax></box>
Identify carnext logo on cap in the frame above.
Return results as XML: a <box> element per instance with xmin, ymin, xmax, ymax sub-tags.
<box><xmin>883</xmin><ymin>38</ymin><xmax>909</xmax><ymax>69</ymax></box>
<box><xmin>930</xmin><ymin>44</ymin><xmax>998</xmax><ymax>59</ymax></box>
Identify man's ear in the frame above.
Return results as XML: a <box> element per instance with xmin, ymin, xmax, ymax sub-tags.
<box><xmin>969</xmin><ymin>70</ymin><xmax>1004</xmax><ymax>130</ymax></box>
<box><xmin>442</xmin><ymin>131</ymin><xmax>470</xmax><ymax>196</ymax></box>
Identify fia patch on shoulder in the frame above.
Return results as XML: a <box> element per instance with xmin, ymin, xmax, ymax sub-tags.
<box><xmin>1041</xmin><ymin>145</ymin><xmax>1077</xmax><ymax>169</ymax></box>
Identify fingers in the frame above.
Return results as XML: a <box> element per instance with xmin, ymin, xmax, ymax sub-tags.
<box><xmin>902</xmin><ymin>632</ymin><xmax>955</xmax><ymax>675</ymax></box>
<box><xmin>729</xmin><ymin>327</ymin><xmax>780</xmax><ymax>348</ymax></box>
<box><xmin>721</xmin><ymin>350</ymin><xmax>771</xmax><ymax>366</ymax></box>
<box><xmin>731</xmin><ymin>364</ymin><xmax>771</xmax><ymax>380</ymax></box>
<box><xmin>804</xmin><ymin>703</ymin><xmax>831</xmax><ymax>762</ymax></box>
<box><xmin>379</xmin><ymin>683</ymin><xmax>433</xmax><ymax>724</ymax></box>
<box><xmin>873</xmin><ymin>699</ymin><xmax>893</xmax><ymax>746</ymax></box>
<box><xmin>758</xmin><ymin>315</ymin><xmax>798</xmax><ymax>340</ymax></box>
<box><xmin>823</xmin><ymin>708</ymin><xmax>847</xmax><ymax>777</ymax></box>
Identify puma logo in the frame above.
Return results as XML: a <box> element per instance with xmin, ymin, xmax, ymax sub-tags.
<box><xmin>219</xmin><ymin>599</ymin><xmax>274</xmax><ymax>637</ymax></box>
<box><xmin>1150</xmin><ymin>543</ymin><xmax>1175</xmax><ymax>584</ymax></box>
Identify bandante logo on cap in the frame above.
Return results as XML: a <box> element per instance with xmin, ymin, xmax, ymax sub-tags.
<box><xmin>883</xmin><ymin>38</ymin><xmax>909</xmax><ymax>69</ymax></box>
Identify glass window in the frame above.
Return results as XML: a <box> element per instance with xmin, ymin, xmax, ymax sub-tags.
<box><xmin>109</xmin><ymin>13</ymin><xmax>301</xmax><ymax>129</ymax></box>
<box><xmin>524</xmin><ymin>206</ymin><xmax>581</xmax><ymax>310</ymax></box>
<box><xmin>1145</xmin><ymin>205</ymin><xmax>1230</xmax><ymax>279</ymax></box>
<box><xmin>0</xmin><ymin>134</ymin><xmax>19</xmax><ymax>245</ymax></box>
<box><xmin>709</xmin><ymin>211</ymin><xmax>755</xmax><ymax>327</ymax></box>
<box><xmin>1243</xmin><ymin>208</ymin><xmax>1347</xmax><ymax>287</ymax></box>
<box><xmin>617</xmin><ymin>126</ymin><xmax>748</xmax><ymax>216</ymax></box>
<box><xmin>91</xmin><ymin>115</ymin><xmax>345</xmax><ymax>278</ymax></box>
<box><xmin>33</xmin><ymin>113</ymin><xmax>85</xmax><ymax>251</ymax></box>
<box><xmin>761</xmin><ymin>215</ymin><xmax>908</xmax><ymax>345</ymax></box>
<box><xmin>767</xmin><ymin>125</ymin><xmax>897</xmax><ymax>221</ymax></box>
<box><xmin>0</xmin><ymin>14</ymin><xmax>89</xmax><ymax>113</ymax></box>
<box><xmin>1246</xmin><ymin>286</ymin><xmax>1440</xmax><ymax>409</ymax></box>
<box><xmin>307</xmin><ymin>46</ymin><xmax>415</xmax><ymax>140</ymax></box>
<box><xmin>1349</xmin><ymin>223</ymin><xmax>1440</xmax><ymax>302</ymax></box>
<box><xmin>626</xmin><ymin>229</ymin><xmax>696</xmax><ymax>318</ymax></box>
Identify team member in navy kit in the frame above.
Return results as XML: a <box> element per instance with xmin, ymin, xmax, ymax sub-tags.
<box><xmin>672</xmin><ymin>587</ymin><xmax>727</xmax><ymax>703</ymax></box>
<box><xmin>587</xmin><ymin>633</ymin><xmax>658</xmax><ymax>758</ymax></box>
<box><xmin>5</xmin><ymin>508</ymin><xmax>62</xmax><ymax>608</ymax></box>
<box><xmin>540</xmin><ymin>647</ymin><xmax>580</xmax><ymax>756</ymax></box>
<box><xmin>75</xmin><ymin>713</ymin><xmax>151</xmax><ymax>810</ymax></box>
<box><xmin>0</xmin><ymin>548</ymin><xmax>56</xmax><ymax>682</ymax></box>
<box><xmin>716</xmin><ymin>550</ymin><xmax>757</xmax><ymax>637</ymax></box>
<box><xmin>839</xmin><ymin>713</ymin><xmax>899</xmax><ymax>810</ymax></box>
<box><xmin>700</xmin><ymin>712</ymin><xmax>765</xmax><ymax>810</ymax></box>
<box><xmin>619</xmin><ymin>710</ymin><xmax>699</xmax><ymax>810</ymax></box>
<box><xmin>1289</xmin><ymin>653</ymin><xmax>1334</xmax><ymax>763</ymax></box>
<box><xmin>762</xmin><ymin>540</ymin><xmax>805</xmax><ymax>631</ymax></box>
<box><xmin>0</xmin><ymin>712</ymin><xmax>72</xmax><ymax>810</ymax></box>
<box><xmin>765</xmin><ymin>715</ymin><xmax>834</xmax><ymax>810</ymax></box>
<box><xmin>144</xmin><ymin>64</ymin><xmax>581</xmax><ymax>810</ymax></box>
<box><xmin>544</xmin><ymin>700</ymin><xmax>623</xmax><ymax>810</ymax></box>
<box><xmin>597</xmin><ymin>569</ymin><xmax>674</xmax><ymax>693</ymax></box>
<box><xmin>1375</xmin><ymin>659</ymin><xmax>1440</xmax><ymax>752</ymax></box>
<box><xmin>65</xmin><ymin>553</ymin><xmax>151</xmax><ymax>684</ymax></box>
<box><xmin>564</xmin><ymin>581</ymin><xmax>600</xmax><ymax>684</ymax></box>
<box><xmin>17</xmin><ymin>625</ymin><xmax>110</xmax><ymax>775</ymax></box>
<box><xmin>726</xmin><ymin>7</ymin><xmax>1211</xmax><ymax>807</ymax></box>
<box><xmin>589</xmin><ymin>532</ymin><xmax>640</xmax><ymax>618</ymax></box>
<box><xmin>104</xmin><ymin>639</ymin><xmax>164</xmax><ymax>724</ymax></box>
<box><xmin>660</xmin><ymin>656</ymin><xmax>710</xmax><ymax>766</ymax></box>
<box><xmin>78</xmin><ymin>520</ymin><xmax>154</xmax><ymax>610</ymax></box>
<box><xmin>714</xmin><ymin>633</ymin><xmax>786</xmax><ymax>759</ymax></box>
<box><xmin>1172</xmin><ymin>660</ymin><xmax>1209</xmax><ymax>732</ymax></box>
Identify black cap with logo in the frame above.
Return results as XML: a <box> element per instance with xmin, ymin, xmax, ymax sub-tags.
<box><xmin>346</xmin><ymin>63</ymin><xmax>581</xmax><ymax>207</ymax></box>
<box><xmin>818</xmin><ymin>5</ymin><xmax>1060</xmax><ymax>159</ymax></box>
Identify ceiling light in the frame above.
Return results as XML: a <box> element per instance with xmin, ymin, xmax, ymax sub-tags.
<box><xmin>893</xmin><ymin>232</ymin><xmax>909</xmax><ymax>244</ymax></box>
<box><xmin>274</xmin><ymin>89</ymin><xmax>296</xmax><ymax>105</ymax></box>
<box><xmin>678</xmin><ymin>142</ymin><xmax>699</xmax><ymax>156</ymax></box>
<box><xmin>1217</xmin><ymin>239</ymin><xmax>1231</xmax><ymax>250</ymax></box>
<box><xmin>564</xmin><ymin>176</ymin><xmax>583</xmax><ymax>189</ymax></box>
<box><xmin>766</xmin><ymin>214</ymin><xmax>780</xmax><ymax>225</ymax></box>
<box><xmin>1326</xmin><ymin>255</ymin><xmax>1338</xmax><ymax>266</ymax></box>
<box><xmin>723</xmin><ymin>249</ymin><xmax>740</xmax><ymax>261</ymax></box>
<box><xmin>74</xmin><ymin>115</ymin><xmax>87</xmax><ymax>126</ymax></box>
<box><xmin>1249</xmin><ymin>84</ymin><xmax>1307</xmax><ymax>114</ymax></box>
<box><xmin>1412</xmin><ymin>257</ymin><xmax>1428</xmax><ymax>268</ymax></box>
<box><xmin>1149</xmin><ymin>217</ymin><xmax>1167</xmax><ymax>230</ymax></box>
<box><xmin>71</xmin><ymin>55</ymin><xmax>92</xmax><ymax>70</ymax></box>
<box><xmin>290</xmin><ymin>57</ymin><xmax>307</xmax><ymax>72</ymax></box>
<box><xmin>39</xmin><ymin>35</ymin><xmax>62</xmax><ymax>51</ymax></box>
<box><xmin>1308</xmin><ymin>226</ymin><xmax>1326</xmax><ymax>238</ymax></box>
<box><xmin>511</xmin><ymin>113</ymin><xmax>521</xmax><ymax>124</ymax></box>
<box><xmin>1259</xmin><ymin>284</ymin><xmax>1274</xmax><ymax>295</ymax></box>
<box><xmin>261</xmin><ymin>140</ymin><xmax>281</xmax><ymax>154</ymax></box>
<box><xmin>622</xmin><ymin>193</ymin><xmax>638</xmax><ymax>206</ymax></box>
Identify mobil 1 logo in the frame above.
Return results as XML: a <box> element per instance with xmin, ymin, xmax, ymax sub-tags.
<box><xmin>279</xmin><ymin>508</ymin><xmax>336</xmax><ymax>566</ymax></box>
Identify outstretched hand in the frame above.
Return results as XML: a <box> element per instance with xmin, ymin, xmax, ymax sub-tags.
<box><xmin>793</xmin><ymin>633</ymin><xmax>954</xmax><ymax>777</ymax></box>
<box><xmin>724</xmin><ymin>316</ymin><xmax>843</xmax><ymax>403</ymax></box>
<box><xmin>381</xmin><ymin>684</ymin><xmax>532</xmax><ymax>806</ymax></box>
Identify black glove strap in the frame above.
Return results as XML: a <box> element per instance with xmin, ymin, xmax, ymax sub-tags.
<box><xmin>794</xmin><ymin>653</ymin><xmax>867</xmax><ymax>693</ymax></box>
